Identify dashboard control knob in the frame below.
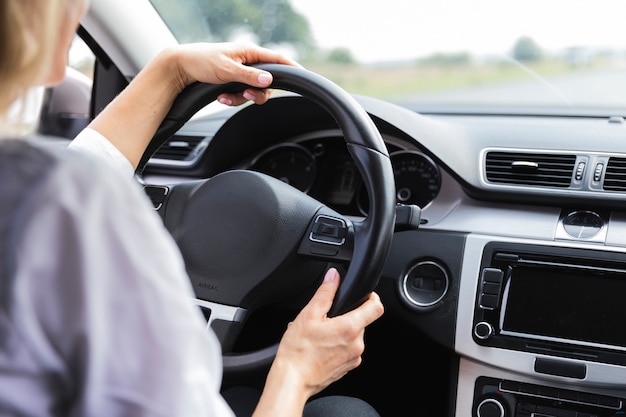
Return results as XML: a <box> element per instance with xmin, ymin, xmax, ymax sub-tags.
<box><xmin>474</xmin><ymin>321</ymin><xmax>495</xmax><ymax>340</ymax></box>
<box><xmin>477</xmin><ymin>398</ymin><xmax>505</xmax><ymax>417</ymax></box>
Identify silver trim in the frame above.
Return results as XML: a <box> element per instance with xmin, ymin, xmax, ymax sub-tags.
<box><xmin>401</xmin><ymin>260</ymin><xmax>449</xmax><ymax>307</ymax></box>
<box><xmin>498</xmin><ymin>382</ymin><xmax>623</xmax><ymax>410</ymax></box>
<box><xmin>511</xmin><ymin>160</ymin><xmax>539</xmax><ymax>169</ymax></box>
<box><xmin>479</xmin><ymin>147</ymin><xmax>626</xmax><ymax>199</ymax></box>
<box><xmin>309</xmin><ymin>214</ymin><xmax>347</xmax><ymax>246</ymax></box>
<box><xmin>455</xmin><ymin>358</ymin><xmax>626</xmax><ymax>417</ymax></box>
<box><xmin>194</xmin><ymin>298</ymin><xmax>246</xmax><ymax>328</ymax></box>
<box><xmin>477</xmin><ymin>398</ymin><xmax>504</xmax><ymax>417</ymax></box>
<box><xmin>555</xmin><ymin>209</ymin><xmax>606</xmax><ymax>243</ymax></box>
<box><xmin>473</xmin><ymin>322</ymin><xmax>494</xmax><ymax>340</ymax></box>
<box><xmin>499</xmin><ymin>329</ymin><xmax>626</xmax><ymax>353</ymax></box>
<box><xmin>144</xmin><ymin>185</ymin><xmax>169</xmax><ymax>211</ymax></box>
<box><xmin>148</xmin><ymin>137</ymin><xmax>209</xmax><ymax>168</ymax></box>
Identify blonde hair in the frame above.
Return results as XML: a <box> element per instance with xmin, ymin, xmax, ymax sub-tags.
<box><xmin>0</xmin><ymin>0</ymin><xmax>65</xmax><ymax>120</ymax></box>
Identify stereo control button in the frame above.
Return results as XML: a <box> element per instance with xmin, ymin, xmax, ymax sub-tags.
<box><xmin>482</xmin><ymin>282</ymin><xmax>501</xmax><ymax>295</ymax></box>
<box><xmin>479</xmin><ymin>294</ymin><xmax>499</xmax><ymax>309</ymax></box>
<box><xmin>474</xmin><ymin>321</ymin><xmax>495</xmax><ymax>340</ymax></box>
<box><xmin>482</xmin><ymin>267</ymin><xmax>504</xmax><ymax>284</ymax></box>
<box><xmin>477</xmin><ymin>398</ymin><xmax>505</xmax><ymax>417</ymax></box>
<box><xmin>538</xmin><ymin>386</ymin><xmax>559</xmax><ymax>398</ymax></box>
<box><xmin>516</xmin><ymin>402</ymin><xmax>535</xmax><ymax>414</ymax></box>
<box><xmin>499</xmin><ymin>381</ymin><xmax>520</xmax><ymax>392</ymax></box>
<box><xmin>598</xmin><ymin>395</ymin><xmax>621</xmax><ymax>408</ymax></box>
<box><xmin>479</xmin><ymin>268</ymin><xmax>504</xmax><ymax>310</ymax></box>
<box><xmin>536</xmin><ymin>405</ymin><xmax>556</xmax><ymax>415</ymax></box>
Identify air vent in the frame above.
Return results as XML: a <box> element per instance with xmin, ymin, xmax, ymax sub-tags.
<box><xmin>152</xmin><ymin>135</ymin><xmax>204</xmax><ymax>161</ymax></box>
<box><xmin>485</xmin><ymin>152</ymin><xmax>576</xmax><ymax>187</ymax></box>
<box><xmin>604</xmin><ymin>157</ymin><xmax>626</xmax><ymax>191</ymax></box>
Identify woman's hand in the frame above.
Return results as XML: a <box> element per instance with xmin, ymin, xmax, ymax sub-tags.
<box><xmin>252</xmin><ymin>268</ymin><xmax>384</xmax><ymax>417</ymax></box>
<box><xmin>169</xmin><ymin>42</ymin><xmax>301</xmax><ymax>106</ymax></box>
<box><xmin>87</xmin><ymin>41</ymin><xmax>300</xmax><ymax>170</ymax></box>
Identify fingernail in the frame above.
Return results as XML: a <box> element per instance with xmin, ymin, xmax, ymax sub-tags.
<box><xmin>258</xmin><ymin>73</ymin><xmax>272</xmax><ymax>86</ymax></box>
<box><xmin>324</xmin><ymin>268</ymin><xmax>337</xmax><ymax>282</ymax></box>
<box><xmin>218</xmin><ymin>97</ymin><xmax>232</xmax><ymax>106</ymax></box>
<box><xmin>243</xmin><ymin>91</ymin><xmax>256</xmax><ymax>101</ymax></box>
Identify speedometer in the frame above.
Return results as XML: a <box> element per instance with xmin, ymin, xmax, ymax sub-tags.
<box><xmin>249</xmin><ymin>143</ymin><xmax>317</xmax><ymax>192</ymax></box>
<box><xmin>391</xmin><ymin>151</ymin><xmax>441</xmax><ymax>208</ymax></box>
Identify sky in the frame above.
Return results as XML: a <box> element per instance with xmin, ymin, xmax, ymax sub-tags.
<box><xmin>290</xmin><ymin>0</ymin><xmax>626</xmax><ymax>63</ymax></box>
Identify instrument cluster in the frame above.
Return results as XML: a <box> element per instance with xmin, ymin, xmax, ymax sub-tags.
<box><xmin>248</xmin><ymin>135</ymin><xmax>441</xmax><ymax>216</ymax></box>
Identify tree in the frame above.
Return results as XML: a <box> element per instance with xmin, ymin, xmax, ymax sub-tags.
<box><xmin>327</xmin><ymin>48</ymin><xmax>356</xmax><ymax>64</ymax></box>
<box><xmin>512</xmin><ymin>36</ymin><xmax>542</xmax><ymax>62</ymax></box>
<box><xmin>418</xmin><ymin>52</ymin><xmax>471</xmax><ymax>67</ymax></box>
<box><xmin>149</xmin><ymin>0</ymin><xmax>212</xmax><ymax>42</ymax></box>
<box><xmin>150</xmin><ymin>0</ymin><xmax>314</xmax><ymax>56</ymax></box>
<box><xmin>201</xmin><ymin>0</ymin><xmax>313</xmax><ymax>51</ymax></box>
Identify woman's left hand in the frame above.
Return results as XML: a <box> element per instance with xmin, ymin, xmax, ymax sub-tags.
<box><xmin>87</xmin><ymin>41</ymin><xmax>301</xmax><ymax>170</ymax></box>
<box><xmin>170</xmin><ymin>42</ymin><xmax>301</xmax><ymax>106</ymax></box>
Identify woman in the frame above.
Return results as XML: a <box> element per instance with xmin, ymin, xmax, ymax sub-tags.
<box><xmin>0</xmin><ymin>1</ymin><xmax>385</xmax><ymax>416</ymax></box>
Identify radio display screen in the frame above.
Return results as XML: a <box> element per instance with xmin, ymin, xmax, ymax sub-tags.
<box><xmin>501</xmin><ymin>265</ymin><xmax>626</xmax><ymax>349</ymax></box>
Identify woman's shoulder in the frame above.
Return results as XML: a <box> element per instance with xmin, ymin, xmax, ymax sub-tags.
<box><xmin>0</xmin><ymin>135</ymin><xmax>105</xmax><ymax>179</ymax></box>
<box><xmin>0</xmin><ymin>136</ymin><xmax>152</xmax><ymax>217</ymax></box>
<box><xmin>0</xmin><ymin>138</ymin><xmax>60</xmax><ymax>217</ymax></box>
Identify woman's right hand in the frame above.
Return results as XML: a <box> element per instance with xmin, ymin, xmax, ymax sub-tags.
<box><xmin>252</xmin><ymin>268</ymin><xmax>384</xmax><ymax>417</ymax></box>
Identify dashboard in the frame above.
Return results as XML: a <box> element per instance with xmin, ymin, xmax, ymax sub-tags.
<box><xmin>146</xmin><ymin>95</ymin><xmax>444</xmax><ymax>218</ymax></box>
<box><xmin>143</xmin><ymin>93</ymin><xmax>626</xmax><ymax>417</ymax></box>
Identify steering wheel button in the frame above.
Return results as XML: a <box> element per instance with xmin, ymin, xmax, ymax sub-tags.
<box><xmin>313</xmin><ymin>222</ymin><xmax>341</xmax><ymax>237</ymax></box>
<box><xmin>310</xmin><ymin>244</ymin><xmax>339</xmax><ymax>256</ymax></box>
<box><xmin>310</xmin><ymin>215</ymin><xmax>347</xmax><ymax>245</ymax></box>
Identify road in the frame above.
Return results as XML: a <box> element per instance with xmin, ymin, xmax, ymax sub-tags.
<box><xmin>393</xmin><ymin>67</ymin><xmax>626</xmax><ymax>110</ymax></box>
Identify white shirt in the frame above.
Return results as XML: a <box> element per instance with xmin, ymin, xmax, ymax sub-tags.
<box><xmin>1</xmin><ymin>130</ymin><xmax>235</xmax><ymax>416</ymax></box>
<box><xmin>71</xmin><ymin>128</ymin><xmax>136</xmax><ymax>177</ymax></box>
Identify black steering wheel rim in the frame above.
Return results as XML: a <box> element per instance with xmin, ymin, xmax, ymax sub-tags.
<box><xmin>137</xmin><ymin>64</ymin><xmax>396</xmax><ymax>374</ymax></box>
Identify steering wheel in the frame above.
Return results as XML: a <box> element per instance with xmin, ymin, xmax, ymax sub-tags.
<box><xmin>136</xmin><ymin>64</ymin><xmax>396</xmax><ymax>375</ymax></box>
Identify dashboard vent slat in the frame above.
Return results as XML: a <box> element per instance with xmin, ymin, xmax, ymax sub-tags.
<box><xmin>486</xmin><ymin>152</ymin><xmax>576</xmax><ymax>187</ymax></box>
<box><xmin>604</xmin><ymin>157</ymin><xmax>626</xmax><ymax>191</ymax></box>
<box><xmin>152</xmin><ymin>135</ymin><xmax>204</xmax><ymax>161</ymax></box>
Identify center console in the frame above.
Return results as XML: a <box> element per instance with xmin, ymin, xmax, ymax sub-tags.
<box><xmin>472</xmin><ymin>376</ymin><xmax>624</xmax><ymax>417</ymax></box>
<box><xmin>473</xmin><ymin>242</ymin><xmax>626</xmax><ymax>367</ymax></box>
<box><xmin>455</xmin><ymin>235</ymin><xmax>626</xmax><ymax>417</ymax></box>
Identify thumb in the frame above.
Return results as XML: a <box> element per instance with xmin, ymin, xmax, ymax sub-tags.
<box><xmin>306</xmin><ymin>267</ymin><xmax>341</xmax><ymax>317</ymax></box>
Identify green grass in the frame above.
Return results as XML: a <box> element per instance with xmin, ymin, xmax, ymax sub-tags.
<box><xmin>301</xmin><ymin>58</ymin><xmax>613</xmax><ymax>99</ymax></box>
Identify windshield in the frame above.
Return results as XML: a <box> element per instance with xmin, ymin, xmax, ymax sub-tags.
<box><xmin>149</xmin><ymin>0</ymin><xmax>626</xmax><ymax>115</ymax></box>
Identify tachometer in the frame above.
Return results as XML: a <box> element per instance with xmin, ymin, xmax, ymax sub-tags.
<box><xmin>391</xmin><ymin>151</ymin><xmax>441</xmax><ymax>208</ymax></box>
<box><xmin>250</xmin><ymin>143</ymin><xmax>317</xmax><ymax>192</ymax></box>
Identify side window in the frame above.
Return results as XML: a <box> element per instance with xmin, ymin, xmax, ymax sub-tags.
<box><xmin>37</xmin><ymin>35</ymin><xmax>96</xmax><ymax>139</ymax></box>
<box><xmin>69</xmin><ymin>35</ymin><xmax>95</xmax><ymax>81</ymax></box>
